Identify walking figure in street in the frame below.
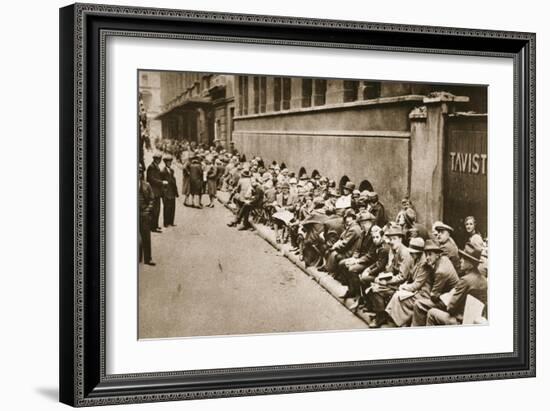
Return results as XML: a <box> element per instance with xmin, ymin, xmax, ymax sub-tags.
<box><xmin>189</xmin><ymin>154</ymin><xmax>204</xmax><ymax>208</ymax></box>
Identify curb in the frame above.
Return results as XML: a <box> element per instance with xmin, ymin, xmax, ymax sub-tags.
<box><xmin>216</xmin><ymin>191</ymin><xmax>371</xmax><ymax>327</ymax></box>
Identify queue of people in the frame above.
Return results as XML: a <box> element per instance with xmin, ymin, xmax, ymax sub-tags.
<box><xmin>218</xmin><ymin>148</ymin><xmax>489</xmax><ymax>329</ymax></box>
<box><xmin>138</xmin><ymin>137</ymin><xmax>489</xmax><ymax>329</ymax></box>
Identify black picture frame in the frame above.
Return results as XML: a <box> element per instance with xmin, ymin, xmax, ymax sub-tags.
<box><xmin>59</xmin><ymin>3</ymin><xmax>536</xmax><ymax>407</ymax></box>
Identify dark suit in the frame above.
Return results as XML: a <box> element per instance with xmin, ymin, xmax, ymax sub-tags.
<box><xmin>411</xmin><ymin>255</ymin><xmax>460</xmax><ymax>326</ymax></box>
<box><xmin>189</xmin><ymin>161</ymin><xmax>203</xmax><ymax>196</ymax></box>
<box><xmin>325</xmin><ymin>222</ymin><xmax>363</xmax><ymax>277</ymax></box>
<box><xmin>139</xmin><ymin>180</ymin><xmax>154</xmax><ymax>263</ymax></box>
<box><xmin>161</xmin><ymin>166</ymin><xmax>178</xmax><ymax>226</ymax></box>
<box><xmin>146</xmin><ymin>161</ymin><xmax>164</xmax><ymax>230</ymax></box>
<box><xmin>427</xmin><ymin>268</ymin><xmax>487</xmax><ymax>325</ymax></box>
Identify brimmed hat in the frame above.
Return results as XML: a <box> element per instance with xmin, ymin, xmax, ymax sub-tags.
<box><xmin>241</xmin><ymin>169</ymin><xmax>251</xmax><ymax>177</ymax></box>
<box><xmin>289</xmin><ymin>177</ymin><xmax>298</xmax><ymax>184</ymax></box>
<box><xmin>344</xmin><ymin>209</ymin><xmax>357</xmax><ymax>219</ymax></box>
<box><xmin>357</xmin><ymin>211</ymin><xmax>376</xmax><ymax>223</ymax></box>
<box><xmin>366</xmin><ymin>191</ymin><xmax>378</xmax><ymax>199</ymax></box>
<box><xmin>459</xmin><ymin>242</ymin><xmax>482</xmax><ymax>264</ymax></box>
<box><xmin>152</xmin><ymin>152</ymin><xmax>162</xmax><ymax>159</ymax></box>
<box><xmin>328</xmin><ymin>188</ymin><xmax>339</xmax><ymax>197</ymax></box>
<box><xmin>423</xmin><ymin>239</ymin><xmax>442</xmax><ymax>252</ymax></box>
<box><xmin>385</xmin><ymin>225</ymin><xmax>404</xmax><ymax>237</ymax></box>
<box><xmin>352</xmin><ymin>189</ymin><xmax>361</xmax><ymax>196</ymax></box>
<box><xmin>344</xmin><ymin>181</ymin><xmax>356</xmax><ymax>191</ymax></box>
<box><xmin>408</xmin><ymin>237</ymin><xmax>425</xmax><ymax>254</ymax></box>
<box><xmin>163</xmin><ymin>154</ymin><xmax>173</xmax><ymax>161</ymax></box>
<box><xmin>434</xmin><ymin>222</ymin><xmax>454</xmax><ymax>232</ymax></box>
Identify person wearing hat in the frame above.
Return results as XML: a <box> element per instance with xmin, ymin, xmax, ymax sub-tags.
<box><xmin>146</xmin><ymin>152</ymin><xmax>167</xmax><ymax>232</ymax></box>
<box><xmin>339</xmin><ymin>211</ymin><xmax>378</xmax><ymax>302</ymax></box>
<box><xmin>227</xmin><ymin>168</ymin><xmax>252</xmax><ymax>222</ymax></box>
<box><xmin>364</xmin><ymin>225</ymin><xmax>415</xmax><ymax>327</ymax></box>
<box><xmin>433</xmin><ymin>222</ymin><xmax>460</xmax><ymax>272</ymax></box>
<box><xmin>230</xmin><ymin>178</ymin><xmax>264</xmax><ymax>231</ymax></box>
<box><xmin>366</xmin><ymin>191</ymin><xmax>387</xmax><ymax>228</ymax></box>
<box><xmin>324</xmin><ymin>210</ymin><xmax>363</xmax><ymax>281</ymax></box>
<box><xmin>426</xmin><ymin>242</ymin><xmax>487</xmax><ymax>326</ymax></box>
<box><xmin>271</xmin><ymin>181</ymin><xmax>297</xmax><ymax>243</ymax></box>
<box><xmin>139</xmin><ymin>164</ymin><xmax>155</xmax><ymax>265</ymax></box>
<box><xmin>188</xmin><ymin>154</ymin><xmax>204</xmax><ymax>208</ymax></box>
<box><xmin>384</xmin><ymin>237</ymin><xmax>433</xmax><ymax>327</ymax></box>
<box><xmin>160</xmin><ymin>155</ymin><xmax>178</xmax><ymax>226</ymax></box>
<box><xmin>411</xmin><ymin>239</ymin><xmax>460</xmax><ymax>327</ymax></box>
<box><xmin>359</xmin><ymin>225</ymin><xmax>390</xmax><ymax>288</ymax></box>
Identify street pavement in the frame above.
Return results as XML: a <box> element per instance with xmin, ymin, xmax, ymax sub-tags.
<box><xmin>138</xmin><ymin>183</ymin><xmax>366</xmax><ymax>339</ymax></box>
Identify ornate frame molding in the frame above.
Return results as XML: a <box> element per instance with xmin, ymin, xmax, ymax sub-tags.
<box><xmin>60</xmin><ymin>3</ymin><xmax>535</xmax><ymax>407</ymax></box>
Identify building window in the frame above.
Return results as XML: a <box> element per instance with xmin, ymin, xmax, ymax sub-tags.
<box><xmin>363</xmin><ymin>81</ymin><xmax>382</xmax><ymax>100</ymax></box>
<box><xmin>273</xmin><ymin>77</ymin><xmax>282</xmax><ymax>112</ymax></box>
<box><xmin>253</xmin><ymin>76</ymin><xmax>260</xmax><ymax>114</ymax></box>
<box><xmin>301</xmin><ymin>79</ymin><xmax>313</xmax><ymax>108</ymax></box>
<box><xmin>313</xmin><ymin>79</ymin><xmax>327</xmax><ymax>106</ymax></box>
<box><xmin>282</xmin><ymin>78</ymin><xmax>291</xmax><ymax>110</ymax></box>
<box><xmin>260</xmin><ymin>77</ymin><xmax>267</xmax><ymax>113</ymax></box>
<box><xmin>343</xmin><ymin>80</ymin><xmax>360</xmax><ymax>102</ymax></box>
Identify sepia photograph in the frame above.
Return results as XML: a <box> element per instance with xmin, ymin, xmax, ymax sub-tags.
<box><xmin>137</xmin><ymin>70</ymin><xmax>488</xmax><ymax>339</ymax></box>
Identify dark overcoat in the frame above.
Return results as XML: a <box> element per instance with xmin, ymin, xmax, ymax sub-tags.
<box><xmin>189</xmin><ymin>160</ymin><xmax>203</xmax><ymax>195</ymax></box>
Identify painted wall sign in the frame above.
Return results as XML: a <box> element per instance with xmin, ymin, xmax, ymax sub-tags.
<box><xmin>449</xmin><ymin>152</ymin><xmax>487</xmax><ymax>175</ymax></box>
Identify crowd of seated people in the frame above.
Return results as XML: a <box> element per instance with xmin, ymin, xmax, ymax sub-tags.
<box><xmin>220</xmin><ymin>152</ymin><xmax>489</xmax><ymax>329</ymax></box>
<box><xmin>151</xmin><ymin>139</ymin><xmax>489</xmax><ymax>329</ymax></box>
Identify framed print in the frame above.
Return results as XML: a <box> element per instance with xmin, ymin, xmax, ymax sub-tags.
<box><xmin>59</xmin><ymin>3</ymin><xmax>536</xmax><ymax>407</ymax></box>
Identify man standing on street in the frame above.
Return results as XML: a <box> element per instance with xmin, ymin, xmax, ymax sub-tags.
<box><xmin>139</xmin><ymin>164</ymin><xmax>155</xmax><ymax>266</ymax></box>
<box><xmin>161</xmin><ymin>154</ymin><xmax>178</xmax><ymax>227</ymax></box>
<box><xmin>146</xmin><ymin>152</ymin><xmax>167</xmax><ymax>232</ymax></box>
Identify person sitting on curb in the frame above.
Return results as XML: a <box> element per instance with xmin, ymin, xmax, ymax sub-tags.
<box><xmin>411</xmin><ymin>239</ymin><xmax>460</xmax><ymax>326</ymax></box>
<box><xmin>385</xmin><ymin>237</ymin><xmax>432</xmax><ymax>327</ymax></box>
<box><xmin>227</xmin><ymin>178</ymin><xmax>264</xmax><ymax>231</ymax></box>
<box><xmin>363</xmin><ymin>225</ymin><xmax>414</xmax><ymax>328</ymax></box>
<box><xmin>324</xmin><ymin>210</ymin><xmax>363</xmax><ymax>283</ymax></box>
<box><xmin>433</xmin><ymin>222</ymin><xmax>460</xmax><ymax>273</ymax></box>
<box><xmin>339</xmin><ymin>211</ymin><xmax>377</xmax><ymax>303</ymax></box>
<box><xmin>426</xmin><ymin>242</ymin><xmax>488</xmax><ymax>326</ymax></box>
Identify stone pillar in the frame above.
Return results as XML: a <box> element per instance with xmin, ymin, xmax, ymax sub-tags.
<box><xmin>197</xmin><ymin>108</ymin><xmax>206</xmax><ymax>145</ymax></box>
<box><xmin>290</xmin><ymin>78</ymin><xmax>303</xmax><ymax>109</ymax></box>
<box><xmin>409</xmin><ymin>92</ymin><xmax>469</xmax><ymax>228</ymax></box>
<box><xmin>247</xmin><ymin>76</ymin><xmax>255</xmax><ymax>115</ymax></box>
<box><xmin>265</xmin><ymin>77</ymin><xmax>275</xmax><ymax>112</ymax></box>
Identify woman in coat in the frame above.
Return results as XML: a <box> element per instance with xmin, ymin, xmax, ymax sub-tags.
<box><xmin>188</xmin><ymin>156</ymin><xmax>204</xmax><ymax>208</ymax></box>
<box><xmin>205</xmin><ymin>159</ymin><xmax>218</xmax><ymax>207</ymax></box>
<box><xmin>181</xmin><ymin>158</ymin><xmax>191</xmax><ymax>206</ymax></box>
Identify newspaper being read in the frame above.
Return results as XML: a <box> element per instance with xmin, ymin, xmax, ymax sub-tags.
<box><xmin>439</xmin><ymin>288</ymin><xmax>456</xmax><ymax>308</ymax></box>
<box><xmin>335</xmin><ymin>195</ymin><xmax>351</xmax><ymax>209</ymax></box>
